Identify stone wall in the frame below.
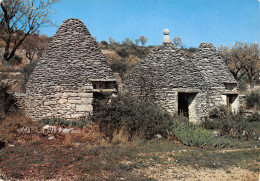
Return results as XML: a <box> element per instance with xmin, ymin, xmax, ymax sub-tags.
<box><xmin>25</xmin><ymin>19</ymin><xmax>116</xmax><ymax>120</ymax></box>
<box><xmin>124</xmin><ymin>42</ymin><xmax>239</xmax><ymax>123</ymax></box>
<box><xmin>26</xmin><ymin>83</ymin><xmax>94</xmax><ymax>120</ymax></box>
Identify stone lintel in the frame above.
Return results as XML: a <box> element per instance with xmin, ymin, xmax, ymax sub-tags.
<box><xmin>92</xmin><ymin>89</ymin><xmax>117</xmax><ymax>93</ymax></box>
<box><xmin>177</xmin><ymin>89</ymin><xmax>200</xmax><ymax>93</ymax></box>
<box><xmin>90</xmin><ymin>79</ymin><xmax>117</xmax><ymax>82</ymax></box>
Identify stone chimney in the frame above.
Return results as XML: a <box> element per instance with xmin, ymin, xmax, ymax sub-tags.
<box><xmin>162</xmin><ymin>29</ymin><xmax>172</xmax><ymax>44</ymax></box>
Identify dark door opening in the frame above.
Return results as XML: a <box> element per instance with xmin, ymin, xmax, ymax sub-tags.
<box><xmin>178</xmin><ymin>92</ymin><xmax>197</xmax><ymax>120</ymax></box>
<box><xmin>226</xmin><ymin>94</ymin><xmax>238</xmax><ymax>112</ymax></box>
<box><xmin>0</xmin><ymin>141</ymin><xmax>5</xmax><ymax>149</ymax></box>
<box><xmin>178</xmin><ymin>93</ymin><xmax>189</xmax><ymax>117</ymax></box>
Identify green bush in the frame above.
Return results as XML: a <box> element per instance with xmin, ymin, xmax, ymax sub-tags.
<box><xmin>168</xmin><ymin>116</ymin><xmax>232</xmax><ymax>148</ymax></box>
<box><xmin>245</xmin><ymin>91</ymin><xmax>260</xmax><ymax>109</ymax></box>
<box><xmin>110</xmin><ymin>60</ymin><xmax>128</xmax><ymax>77</ymax></box>
<box><xmin>91</xmin><ymin>94</ymin><xmax>172</xmax><ymax>141</ymax></box>
<box><xmin>91</xmin><ymin>95</ymin><xmax>233</xmax><ymax>147</ymax></box>
<box><xmin>41</xmin><ymin>116</ymin><xmax>92</xmax><ymax>128</ymax></box>
<box><xmin>247</xmin><ymin>113</ymin><xmax>260</xmax><ymax>122</ymax></box>
<box><xmin>117</xmin><ymin>48</ymin><xmax>129</xmax><ymax>58</ymax></box>
<box><xmin>202</xmin><ymin>106</ymin><xmax>259</xmax><ymax>140</ymax></box>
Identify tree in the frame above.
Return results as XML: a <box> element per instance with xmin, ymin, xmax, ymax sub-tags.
<box><xmin>109</xmin><ymin>37</ymin><xmax>118</xmax><ymax>45</ymax></box>
<box><xmin>23</xmin><ymin>33</ymin><xmax>50</xmax><ymax>61</ymax></box>
<box><xmin>219</xmin><ymin>42</ymin><xmax>260</xmax><ymax>89</ymax></box>
<box><xmin>122</xmin><ymin>38</ymin><xmax>134</xmax><ymax>46</ymax></box>
<box><xmin>139</xmin><ymin>35</ymin><xmax>148</xmax><ymax>46</ymax></box>
<box><xmin>0</xmin><ymin>0</ymin><xmax>59</xmax><ymax>62</ymax></box>
<box><xmin>173</xmin><ymin>37</ymin><xmax>182</xmax><ymax>48</ymax></box>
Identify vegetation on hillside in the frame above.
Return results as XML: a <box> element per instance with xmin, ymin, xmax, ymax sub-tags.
<box><xmin>202</xmin><ymin>106</ymin><xmax>260</xmax><ymax>140</ymax></box>
<box><xmin>218</xmin><ymin>42</ymin><xmax>260</xmax><ymax>88</ymax></box>
<box><xmin>0</xmin><ymin>0</ymin><xmax>59</xmax><ymax>62</ymax></box>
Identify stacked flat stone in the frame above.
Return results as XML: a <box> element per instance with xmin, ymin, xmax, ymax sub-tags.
<box><xmin>26</xmin><ymin>18</ymin><xmax>116</xmax><ymax>120</ymax></box>
<box><xmin>192</xmin><ymin>43</ymin><xmax>237</xmax><ymax>86</ymax></box>
<box><xmin>124</xmin><ymin>35</ymin><xmax>239</xmax><ymax>123</ymax></box>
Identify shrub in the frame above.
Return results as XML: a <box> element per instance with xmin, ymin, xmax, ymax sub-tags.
<box><xmin>202</xmin><ymin>106</ymin><xmax>260</xmax><ymax>140</ymax></box>
<box><xmin>100</xmin><ymin>40</ymin><xmax>109</xmax><ymax>46</ymax></box>
<box><xmin>110</xmin><ymin>60</ymin><xmax>128</xmax><ymax>77</ymax></box>
<box><xmin>99</xmin><ymin>40</ymin><xmax>109</xmax><ymax>49</ymax></box>
<box><xmin>168</xmin><ymin>116</ymin><xmax>232</xmax><ymax>148</ymax></box>
<box><xmin>188</xmin><ymin>47</ymin><xmax>197</xmax><ymax>53</ymax></box>
<box><xmin>247</xmin><ymin>113</ymin><xmax>260</xmax><ymax>122</ymax></box>
<box><xmin>117</xmin><ymin>48</ymin><xmax>129</xmax><ymax>58</ymax></box>
<box><xmin>91</xmin><ymin>94</ymin><xmax>172</xmax><ymax>141</ymax></box>
<box><xmin>245</xmin><ymin>91</ymin><xmax>260</xmax><ymax>110</ymax></box>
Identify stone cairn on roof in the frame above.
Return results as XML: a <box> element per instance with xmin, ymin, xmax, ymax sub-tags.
<box><xmin>162</xmin><ymin>29</ymin><xmax>172</xmax><ymax>44</ymax></box>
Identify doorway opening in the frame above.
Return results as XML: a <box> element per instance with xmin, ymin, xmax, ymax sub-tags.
<box><xmin>178</xmin><ymin>93</ymin><xmax>189</xmax><ymax>117</ymax></box>
<box><xmin>0</xmin><ymin>141</ymin><xmax>5</xmax><ymax>150</ymax></box>
<box><xmin>178</xmin><ymin>92</ymin><xmax>198</xmax><ymax>122</ymax></box>
<box><xmin>226</xmin><ymin>94</ymin><xmax>239</xmax><ymax>113</ymax></box>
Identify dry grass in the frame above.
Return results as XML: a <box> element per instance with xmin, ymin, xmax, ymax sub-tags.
<box><xmin>64</xmin><ymin>134</ymin><xmax>72</xmax><ymax>147</ymax></box>
<box><xmin>0</xmin><ymin>138</ymin><xmax>258</xmax><ymax>180</ymax></box>
<box><xmin>71</xmin><ymin>124</ymin><xmax>106</xmax><ymax>144</ymax></box>
<box><xmin>112</xmin><ymin>128</ymin><xmax>129</xmax><ymax>144</ymax></box>
<box><xmin>0</xmin><ymin>114</ymin><xmax>41</xmax><ymax>143</ymax></box>
<box><xmin>127</xmin><ymin>54</ymin><xmax>141</xmax><ymax>66</ymax></box>
<box><xmin>102</xmin><ymin>49</ymin><xmax>122</xmax><ymax>63</ymax></box>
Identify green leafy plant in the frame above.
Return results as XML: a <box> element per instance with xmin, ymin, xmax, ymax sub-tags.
<box><xmin>168</xmin><ymin>116</ymin><xmax>232</xmax><ymax>148</ymax></box>
<box><xmin>246</xmin><ymin>91</ymin><xmax>260</xmax><ymax>110</ymax></box>
<box><xmin>91</xmin><ymin>94</ymin><xmax>172</xmax><ymax>141</ymax></box>
<box><xmin>117</xmin><ymin>48</ymin><xmax>129</xmax><ymax>58</ymax></box>
<box><xmin>110</xmin><ymin>60</ymin><xmax>128</xmax><ymax>77</ymax></box>
<box><xmin>202</xmin><ymin>106</ymin><xmax>260</xmax><ymax>140</ymax></box>
<box><xmin>41</xmin><ymin>116</ymin><xmax>92</xmax><ymax>128</ymax></box>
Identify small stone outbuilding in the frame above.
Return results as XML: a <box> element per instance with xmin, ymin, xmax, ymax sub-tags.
<box><xmin>26</xmin><ymin>18</ymin><xmax>117</xmax><ymax>120</ymax></box>
<box><xmin>124</xmin><ymin>29</ymin><xmax>239</xmax><ymax>123</ymax></box>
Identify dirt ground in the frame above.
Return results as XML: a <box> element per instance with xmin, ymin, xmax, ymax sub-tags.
<box><xmin>134</xmin><ymin>163</ymin><xmax>258</xmax><ymax>181</ymax></box>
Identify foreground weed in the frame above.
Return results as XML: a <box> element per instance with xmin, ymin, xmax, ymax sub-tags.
<box><xmin>174</xmin><ymin>149</ymin><xmax>259</xmax><ymax>172</ymax></box>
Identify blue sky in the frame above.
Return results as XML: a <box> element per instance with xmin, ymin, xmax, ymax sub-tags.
<box><xmin>40</xmin><ymin>0</ymin><xmax>260</xmax><ymax>48</ymax></box>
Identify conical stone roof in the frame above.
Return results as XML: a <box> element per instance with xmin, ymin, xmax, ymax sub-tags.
<box><xmin>125</xmin><ymin>43</ymin><xmax>207</xmax><ymax>93</ymax></box>
<box><xmin>25</xmin><ymin>18</ymin><xmax>116</xmax><ymax>120</ymax></box>
<box><xmin>27</xmin><ymin>18</ymin><xmax>115</xmax><ymax>87</ymax></box>
<box><xmin>192</xmin><ymin>43</ymin><xmax>237</xmax><ymax>86</ymax></box>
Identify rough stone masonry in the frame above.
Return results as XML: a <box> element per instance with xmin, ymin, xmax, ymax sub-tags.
<box><xmin>25</xmin><ymin>18</ymin><xmax>117</xmax><ymax>121</ymax></box>
<box><xmin>124</xmin><ymin>29</ymin><xmax>239</xmax><ymax>123</ymax></box>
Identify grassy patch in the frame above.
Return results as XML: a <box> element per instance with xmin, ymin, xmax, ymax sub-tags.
<box><xmin>0</xmin><ymin>139</ymin><xmax>258</xmax><ymax>180</ymax></box>
<box><xmin>174</xmin><ymin>149</ymin><xmax>259</xmax><ymax>172</ymax></box>
<box><xmin>0</xmin><ymin>141</ymin><xmax>148</xmax><ymax>180</ymax></box>
<box><xmin>168</xmin><ymin>116</ymin><xmax>233</xmax><ymax>148</ymax></box>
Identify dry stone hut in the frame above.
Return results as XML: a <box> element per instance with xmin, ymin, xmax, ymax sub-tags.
<box><xmin>124</xmin><ymin>29</ymin><xmax>239</xmax><ymax>123</ymax></box>
<box><xmin>26</xmin><ymin>18</ymin><xmax>117</xmax><ymax>120</ymax></box>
